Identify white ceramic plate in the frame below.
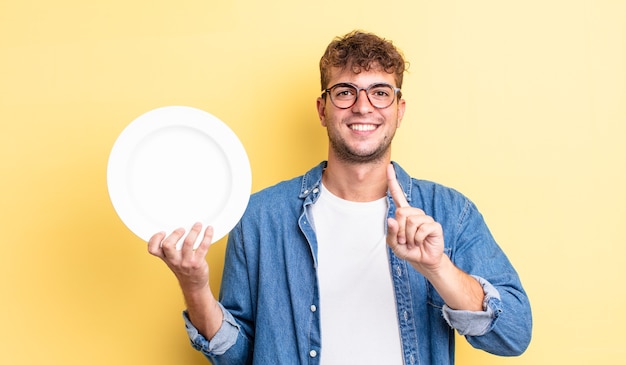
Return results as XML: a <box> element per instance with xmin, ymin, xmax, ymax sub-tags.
<box><xmin>107</xmin><ymin>106</ymin><xmax>251</xmax><ymax>247</ymax></box>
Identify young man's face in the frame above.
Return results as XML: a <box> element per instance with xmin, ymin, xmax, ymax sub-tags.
<box><xmin>317</xmin><ymin>66</ymin><xmax>406</xmax><ymax>164</ymax></box>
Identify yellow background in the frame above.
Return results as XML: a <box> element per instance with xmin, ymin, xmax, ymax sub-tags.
<box><xmin>1</xmin><ymin>1</ymin><xmax>624</xmax><ymax>364</ymax></box>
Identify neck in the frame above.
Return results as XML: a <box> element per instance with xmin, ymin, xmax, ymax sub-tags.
<box><xmin>322</xmin><ymin>156</ymin><xmax>390</xmax><ymax>202</ymax></box>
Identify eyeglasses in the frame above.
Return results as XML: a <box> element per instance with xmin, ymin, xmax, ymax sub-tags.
<box><xmin>323</xmin><ymin>82</ymin><xmax>401</xmax><ymax>109</ymax></box>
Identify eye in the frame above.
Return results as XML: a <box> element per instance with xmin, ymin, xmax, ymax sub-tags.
<box><xmin>369</xmin><ymin>85</ymin><xmax>393</xmax><ymax>99</ymax></box>
<box><xmin>332</xmin><ymin>86</ymin><xmax>357</xmax><ymax>99</ymax></box>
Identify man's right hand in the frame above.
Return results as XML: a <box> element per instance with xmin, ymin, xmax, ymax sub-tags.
<box><xmin>148</xmin><ymin>223</ymin><xmax>224</xmax><ymax>339</ymax></box>
<box><xmin>147</xmin><ymin>222</ymin><xmax>213</xmax><ymax>292</ymax></box>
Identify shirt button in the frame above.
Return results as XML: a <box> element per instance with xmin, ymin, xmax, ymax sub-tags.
<box><xmin>312</xmin><ymin>188</ymin><xmax>319</xmax><ymax>194</ymax></box>
<box><xmin>395</xmin><ymin>266</ymin><xmax>402</xmax><ymax>277</ymax></box>
<box><xmin>310</xmin><ymin>305</ymin><xmax>317</xmax><ymax>312</ymax></box>
<box><xmin>309</xmin><ymin>350</ymin><xmax>317</xmax><ymax>358</ymax></box>
<box><xmin>304</xmin><ymin>190</ymin><xmax>309</xmax><ymax>194</ymax></box>
<box><xmin>404</xmin><ymin>311</ymin><xmax>409</xmax><ymax>321</ymax></box>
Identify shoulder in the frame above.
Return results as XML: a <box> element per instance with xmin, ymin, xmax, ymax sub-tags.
<box><xmin>394</xmin><ymin>163</ymin><xmax>478</xmax><ymax>228</ymax></box>
<box><xmin>246</xmin><ymin>162</ymin><xmax>325</xmax><ymax>211</ymax></box>
<box><xmin>392</xmin><ymin>161</ymin><xmax>470</xmax><ymax>208</ymax></box>
<box><xmin>411</xmin><ymin>177</ymin><xmax>469</xmax><ymax>204</ymax></box>
<box><xmin>249</xmin><ymin>176</ymin><xmax>303</xmax><ymax>207</ymax></box>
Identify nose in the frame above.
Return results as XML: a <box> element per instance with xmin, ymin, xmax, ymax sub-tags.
<box><xmin>351</xmin><ymin>89</ymin><xmax>374</xmax><ymax>113</ymax></box>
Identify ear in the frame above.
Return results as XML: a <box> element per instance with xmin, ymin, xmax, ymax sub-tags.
<box><xmin>396</xmin><ymin>98</ymin><xmax>406</xmax><ymax>128</ymax></box>
<box><xmin>316</xmin><ymin>96</ymin><xmax>327</xmax><ymax>127</ymax></box>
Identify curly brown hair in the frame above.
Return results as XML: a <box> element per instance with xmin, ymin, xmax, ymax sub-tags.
<box><xmin>319</xmin><ymin>30</ymin><xmax>408</xmax><ymax>91</ymax></box>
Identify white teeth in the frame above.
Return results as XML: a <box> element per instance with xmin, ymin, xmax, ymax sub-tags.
<box><xmin>350</xmin><ymin>124</ymin><xmax>376</xmax><ymax>131</ymax></box>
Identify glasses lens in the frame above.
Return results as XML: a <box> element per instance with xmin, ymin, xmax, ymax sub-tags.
<box><xmin>367</xmin><ymin>84</ymin><xmax>395</xmax><ymax>108</ymax></box>
<box><xmin>329</xmin><ymin>84</ymin><xmax>358</xmax><ymax>108</ymax></box>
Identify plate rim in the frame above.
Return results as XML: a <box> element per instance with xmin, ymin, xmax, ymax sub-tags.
<box><xmin>107</xmin><ymin>105</ymin><xmax>251</xmax><ymax>245</ymax></box>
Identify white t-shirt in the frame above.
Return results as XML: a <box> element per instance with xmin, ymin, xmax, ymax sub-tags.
<box><xmin>310</xmin><ymin>184</ymin><xmax>404</xmax><ymax>364</ymax></box>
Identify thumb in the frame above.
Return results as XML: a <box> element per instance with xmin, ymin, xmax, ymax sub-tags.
<box><xmin>387</xmin><ymin>217</ymin><xmax>400</xmax><ymax>247</ymax></box>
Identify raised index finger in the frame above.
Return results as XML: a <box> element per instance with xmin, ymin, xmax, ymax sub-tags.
<box><xmin>387</xmin><ymin>164</ymin><xmax>409</xmax><ymax>208</ymax></box>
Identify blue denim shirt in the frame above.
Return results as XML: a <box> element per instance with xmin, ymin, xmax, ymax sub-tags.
<box><xmin>183</xmin><ymin>161</ymin><xmax>532</xmax><ymax>364</ymax></box>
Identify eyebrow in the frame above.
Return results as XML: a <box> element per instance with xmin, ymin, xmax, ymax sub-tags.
<box><xmin>329</xmin><ymin>82</ymin><xmax>395</xmax><ymax>88</ymax></box>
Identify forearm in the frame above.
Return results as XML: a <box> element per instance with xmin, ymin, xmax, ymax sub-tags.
<box><xmin>182</xmin><ymin>284</ymin><xmax>224</xmax><ymax>340</ymax></box>
<box><xmin>417</xmin><ymin>255</ymin><xmax>484</xmax><ymax>311</ymax></box>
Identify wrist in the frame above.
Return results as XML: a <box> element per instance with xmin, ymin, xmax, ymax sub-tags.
<box><xmin>419</xmin><ymin>256</ymin><xmax>485</xmax><ymax>311</ymax></box>
<box><xmin>181</xmin><ymin>281</ymin><xmax>213</xmax><ymax>304</ymax></box>
<box><xmin>411</xmin><ymin>254</ymin><xmax>451</xmax><ymax>281</ymax></box>
<box><xmin>183</xmin><ymin>285</ymin><xmax>223</xmax><ymax>340</ymax></box>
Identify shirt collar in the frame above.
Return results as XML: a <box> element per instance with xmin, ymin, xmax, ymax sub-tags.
<box><xmin>299</xmin><ymin>161</ymin><xmax>412</xmax><ymax>203</ymax></box>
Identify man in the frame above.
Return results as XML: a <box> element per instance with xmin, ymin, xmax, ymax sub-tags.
<box><xmin>148</xmin><ymin>30</ymin><xmax>532</xmax><ymax>364</ymax></box>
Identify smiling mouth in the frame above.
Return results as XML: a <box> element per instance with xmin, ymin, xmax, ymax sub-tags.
<box><xmin>349</xmin><ymin>124</ymin><xmax>377</xmax><ymax>132</ymax></box>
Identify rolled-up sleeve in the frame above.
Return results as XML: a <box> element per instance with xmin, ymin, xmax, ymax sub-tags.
<box><xmin>183</xmin><ymin>302</ymin><xmax>240</xmax><ymax>356</ymax></box>
<box><xmin>441</xmin><ymin>275</ymin><xmax>502</xmax><ymax>336</ymax></box>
